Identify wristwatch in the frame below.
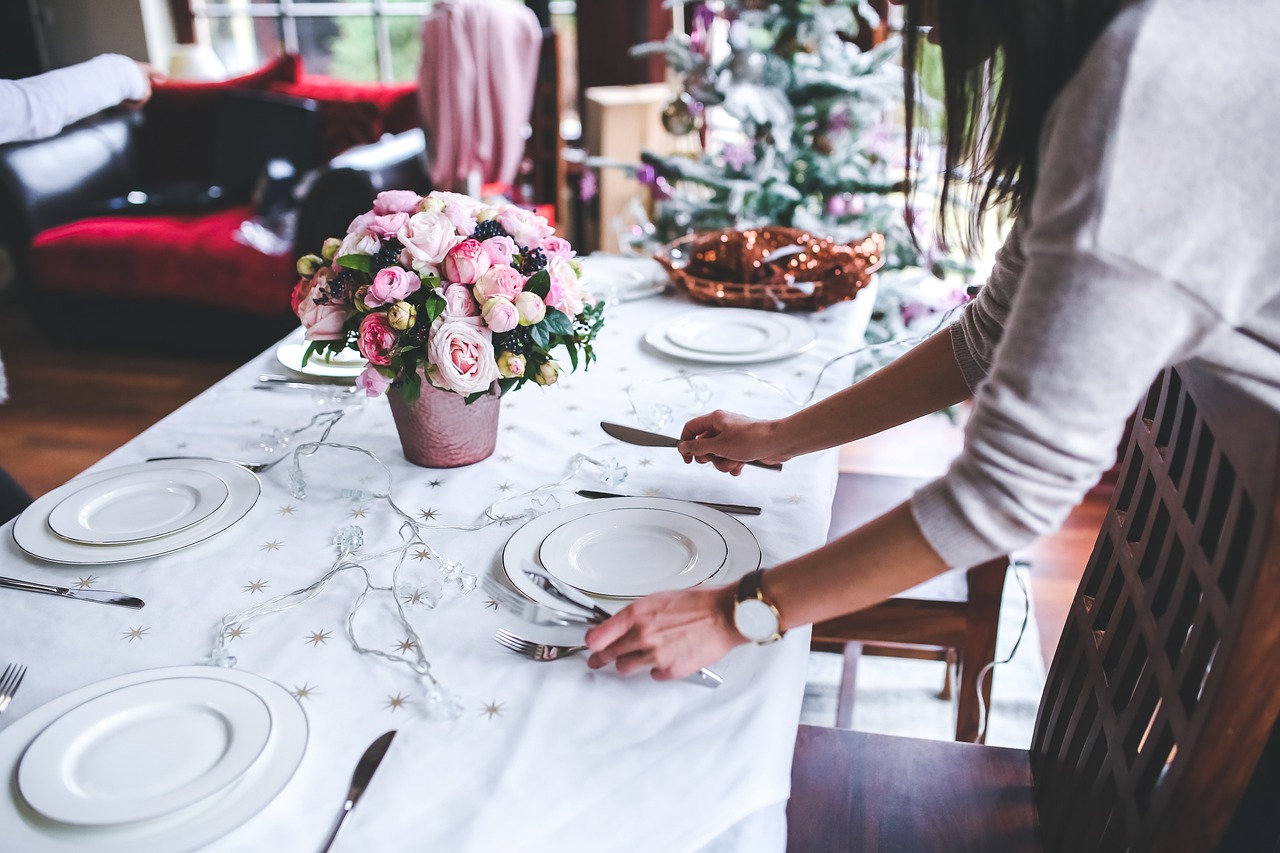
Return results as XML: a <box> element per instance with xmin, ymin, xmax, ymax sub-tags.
<box><xmin>733</xmin><ymin>569</ymin><xmax>784</xmax><ymax>644</ymax></box>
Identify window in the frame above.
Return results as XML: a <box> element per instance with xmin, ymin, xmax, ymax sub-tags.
<box><xmin>191</xmin><ymin>1</ymin><xmax>434</xmax><ymax>83</ymax></box>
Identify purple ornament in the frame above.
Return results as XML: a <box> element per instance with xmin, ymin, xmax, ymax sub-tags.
<box><xmin>636</xmin><ymin>164</ymin><xmax>658</xmax><ymax>186</ymax></box>
<box><xmin>578</xmin><ymin>170</ymin><xmax>598</xmax><ymax>202</ymax></box>
<box><xmin>722</xmin><ymin>142</ymin><xmax>756</xmax><ymax>171</ymax></box>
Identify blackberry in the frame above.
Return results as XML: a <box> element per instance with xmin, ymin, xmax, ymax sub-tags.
<box><xmin>517</xmin><ymin>247</ymin><xmax>547</xmax><ymax>275</ymax></box>
<box><xmin>492</xmin><ymin>327</ymin><xmax>533</xmax><ymax>357</ymax></box>
<box><xmin>471</xmin><ymin>219</ymin><xmax>509</xmax><ymax>242</ymax></box>
<box><xmin>373</xmin><ymin>242</ymin><xmax>403</xmax><ymax>270</ymax></box>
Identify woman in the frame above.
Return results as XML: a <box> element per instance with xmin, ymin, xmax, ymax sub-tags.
<box><xmin>586</xmin><ymin>0</ymin><xmax>1280</xmax><ymax>679</ymax></box>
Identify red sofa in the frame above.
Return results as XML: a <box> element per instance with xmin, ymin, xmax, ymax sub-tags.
<box><xmin>0</xmin><ymin>56</ymin><xmax>427</xmax><ymax>355</ymax></box>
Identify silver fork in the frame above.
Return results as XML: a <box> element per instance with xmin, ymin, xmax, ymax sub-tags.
<box><xmin>144</xmin><ymin>455</ymin><xmax>279</xmax><ymax>473</ymax></box>
<box><xmin>494</xmin><ymin>629</ymin><xmax>587</xmax><ymax>661</ymax></box>
<box><xmin>0</xmin><ymin>663</ymin><xmax>27</xmax><ymax>716</ymax></box>
<box><xmin>493</xmin><ymin>629</ymin><xmax>723</xmax><ymax>688</ymax></box>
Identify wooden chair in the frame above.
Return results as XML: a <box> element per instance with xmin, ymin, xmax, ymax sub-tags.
<box><xmin>788</xmin><ymin>362</ymin><xmax>1280</xmax><ymax>852</ymax></box>
<box><xmin>813</xmin><ymin>472</ymin><xmax>1009</xmax><ymax>742</ymax></box>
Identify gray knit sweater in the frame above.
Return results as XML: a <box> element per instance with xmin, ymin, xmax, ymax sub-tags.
<box><xmin>910</xmin><ymin>0</ymin><xmax>1280</xmax><ymax>568</ymax></box>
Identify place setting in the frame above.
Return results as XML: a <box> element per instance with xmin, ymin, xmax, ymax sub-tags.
<box><xmin>642</xmin><ymin>307</ymin><xmax>817</xmax><ymax>365</ymax></box>
<box><xmin>8</xmin><ymin>459</ymin><xmax>261</xmax><ymax>569</ymax></box>
<box><xmin>0</xmin><ymin>664</ymin><xmax>307</xmax><ymax>852</ymax></box>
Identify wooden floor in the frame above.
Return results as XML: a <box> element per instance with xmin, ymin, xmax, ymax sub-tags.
<box><xmin>0</xmin><ymin>295</ymin><xmax>1098</xmax><ymax>669</ymax></box>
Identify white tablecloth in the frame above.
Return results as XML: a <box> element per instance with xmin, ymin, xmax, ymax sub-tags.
<box><xmin>0</xmin><ymin>289</ymin><xmax>872</xmax><ymax>852</ymax></box>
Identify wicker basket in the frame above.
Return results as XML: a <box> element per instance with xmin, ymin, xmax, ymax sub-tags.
<box><xmin>656</xmin><ymin>227</ymin><xmax>885</xmax><ymax>312</ymax></box>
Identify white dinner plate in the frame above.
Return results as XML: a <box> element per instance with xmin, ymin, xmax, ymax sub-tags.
<box><xmin>537</xmin><ymin>507</ymin><xmax>728</xmax><ymax>598</ymax></box>
<box><xmin>0</xmin><ymin>666</ymin><xmax>307</xmax><ymax>853</ymax></box>
<box><xmin>46</xmin><ymin>469</ymin><xmax>229</xmax><ymax>546</ymax></box>
<box><xmin>643</xmin><ymin>309</ymin><xmax>816</xmax><ymax>364</ymax></box>
<box><xmin>12</xmin><ymin>460</ymin><xmax>260</xmax><ymax>565</ymax></box>
<box><xmin>274</xmin><ymin>341</ymin><xmax>367</xmax><ymax>379</ymax></box>
<box><xmin>501</xmin><ymin>497</ymin><xmax>761</xmax><ymax>612</ymax></box>
<box><xmin>578</xmin><ymin>253</ymin><xmax>669</xmax><ymax>303</ymax></box>
<box><xmin>18</xmin><ymin>678</ymin><xmax>272</xmax><ymax>826</ymax></box>
<box><xmin>664</xmin><ymin>312</ymin><xmax>792</xmax><ymax>355</ymax></box>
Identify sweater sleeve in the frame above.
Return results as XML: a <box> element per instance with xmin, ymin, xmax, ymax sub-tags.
<box><xmin>0</xmin><ymin>54</ymin><xmax>147</xmax><ymax>145</ymax></box>
<box><xmin>949</xmin><ymin>217</ymin><xmax>1028</xmax><ymax>391</ymax></box>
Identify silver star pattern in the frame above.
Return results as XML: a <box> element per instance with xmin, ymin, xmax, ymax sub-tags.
<box><xmin>306</xmin><ymin>630</ymin><xmax>331</xmax><ymax>647</ymax></box>
<box><xmin>122</xmin><ymin>626</ymin><xmax>149</xmax><ymax>642</ymax></box>
<box><xmin>243</xmin><ymin>579</ymin><xmax>269</xmax><ymax>593</ymax></box>
<box><xmin>481</xmin><ymin>700</ymin><xmax>504</xmax><ymax>719</ymax></box>
<box><xmin>292</xmin><ymin>683</ymin><xmax>317</xmax><ymax>700</ymax></box>
<box><xmin>277</xmin><ymin>505</ymin><xmax>297</xmax><ymax>515</ymax></box>
<box><xmin>385</xmin><ymin>693</ymin><xmax>409</xmax><ymax>711</ymax></box>
<box><xmin>260</xmin><ymin>540</ymin><xmax>283</xmax><ymax>552</ymax></box>
<box><xmin>76</xmin><ymin>576</ymin><xmax>98</xmax><ymax>589</ymax></box>
<box><xmin>349</xmin><ymin>507</ymin><xmax>368</xmax><ymax>518</ymax></box>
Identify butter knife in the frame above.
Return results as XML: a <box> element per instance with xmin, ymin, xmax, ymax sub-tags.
<box><xmin>599</xmin><ymin>422</ymin><xmax>783</xmax><ymax>471</ymax></box>
<box><xmin>0</xmin><ymin>576</ymin><xmax>144</xmax><ymax>609</ymax></box>
<box><xmin>319</xmin><ymin>730</ymin><xmax>397</xmax><ymax>853</ymax></box>
<box><xmin>576</xmin><ymin>489</ymin><xmax>762</xmax><ymax>516</ymax></box>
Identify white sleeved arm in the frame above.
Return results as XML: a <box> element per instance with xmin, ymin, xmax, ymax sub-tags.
<box><xmin>0</xmin><ymin>54</ymin><xmax>148</xmax><ymax>145</ymax></box>
<box><xmin>949</xmin><ymin>217</ymin><xmax>1028</xmax><ymax>391</ymax></box>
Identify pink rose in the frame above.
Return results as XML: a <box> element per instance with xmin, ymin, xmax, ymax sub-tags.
<box><xmin>355</xmin><ymin>366</ymin><xmax>394</xmax><ymax>397</ymax></box>
<box><xmin>347</xmin><ymin>210</ymin><xmax>376</xmax><ymax>234</ymax></box>
<box><xmin>473</xmin><ymin>265</ymin><xmax>525</xmax><ymax>303</ymax></box>
<box><xmin>498</xmin><ymin>205</ymin><xmax>554</xmax><ymax>249</ymax></box>
<box><xmin>442</xmin><ymin>202</ymin><xmax>477</xmax><ymax>236</ymax></box>
<box><xmin>481</xmin><ymin>235</ymin><xmax>518</xmax><ymax>266</ymax></box>
<box><xmin>514</xmin><ymin>291</ymin><xmax>546</xmax><ymax>326</ymax></box>
<box><xmin>441</xmin><ymin>284</ymin><xmax>480</xmax><ymax>320</ymax></box>
<box><xmin>545</xmin><ymin>256</ymin><xmax>587</xmax><ymax>317</ymax></box>
<box><xmin>481</xmin><ymin>296</ymin><xmax>520</xmax><ymax>333</ymax></box>
<box><xmin>422</xmin><ymin>191</ymin><xmax>484</xmax><ymax>217</ymax></box>
<box><xmin>358</xmin><ymin>313</ymin><xmax>399</xmax><ymax>366</ymax></box>
<box><xmin>540</xmin><ymin>236</ymin><xmax>575</xmax><ymax>261</ymax></box>
<box><xmin>373</xmin><ymin>190</ymin><xmax>423</xmax><ymax>215</ymax></box>
<box><xmin>368</xmin><ymin>212</ymin><xmax>410</xmax><ymax>240</ymax></box>
<box><xmin>365</xmin><ymin>266</ymin><xmax>421</xmax><ymax>308</ymax></box>
<box><xmin>428</xmin><ymin>318</ymin><xmax>500</xmax><ymax>395</ymax></box>
<box><xmin>398</xmin><ymin>211</ymin><xmax>461</xmax><ymax>268</ymax></box>
<box><xmin>443</xmin><ymin>239</ymin><xmax>491</xmax><ymax>284</ymax></box>
<box><xmin>496</xmin><ymin>351</ymin><xmax>526</xmax><ymax>378</ymax></box>
<box><xmin>299</xmin><ymin>298</ymin><xmax>348</xmax><ymax>341</ymax></box>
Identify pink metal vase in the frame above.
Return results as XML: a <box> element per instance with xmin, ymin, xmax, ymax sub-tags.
<box><xmin>388</xmin><ymin>380</ymin><xmax>501</xmax><ymax>468</ymax></box>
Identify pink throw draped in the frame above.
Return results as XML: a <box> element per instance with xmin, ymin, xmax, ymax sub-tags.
<box><xmin>418</xmin><ymin>0</ymin><xmax>543</xmax><ymax>193</ymax></box>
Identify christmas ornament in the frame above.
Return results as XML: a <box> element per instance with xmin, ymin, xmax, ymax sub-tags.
<box><xmin>662</xmin><ymin>93</ymin><xmax>703</xmax><ymax>136</ymax></box>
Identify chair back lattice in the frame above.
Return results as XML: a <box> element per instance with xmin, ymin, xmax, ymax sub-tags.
<box><xmin>1030</xmin><ymin>364</ymin><xmax>1280</xmax><ymax>852</ymax></box>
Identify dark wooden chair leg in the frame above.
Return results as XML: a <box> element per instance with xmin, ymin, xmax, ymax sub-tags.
<box><xmin>954</xmin><ymin>557</ymin><xmax>1008</xmax><ymax>743</ymax></box>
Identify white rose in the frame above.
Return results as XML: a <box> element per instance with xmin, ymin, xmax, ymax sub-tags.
<box><xmin>546</xmin><ymin>256</ymin><xmax>586</xmax><ymax>317</ymax></box>
<box><xmin>398</xmin><ymin>211</ymin><xmax>462</xmax><ymax>267</ymax></box>
<box><xmin>338</xmin><ymin>230</ymin><xmax>380</xmax><ymax>258</ymax></box>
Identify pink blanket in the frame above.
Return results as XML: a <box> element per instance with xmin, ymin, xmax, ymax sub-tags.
<box><xmin>418</xmin><ymin>0</ymin><xmax>543</xmax><ymax>192</ymax></box>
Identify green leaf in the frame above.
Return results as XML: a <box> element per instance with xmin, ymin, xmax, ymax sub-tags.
<box><xmin>524</xmin><ymin>270</ymin><xmax>551</xmax><ymax>299</ymax></box>
<box><xmin>539</xmin><ymin>308</ymin><xmax>573</xmax><ymax>335</ymax></box>
<box><xmin>565</xmin><ymin>342</ymin><xmax>579</xmax><ymax>371</ymax></box>
<box><xmin>497</xmin><ymin>377</ymin><xmax>522</xmax><ymax>395</ymax></box>
<box><xmin>423</xmin><ymin>291</ymin><xmax>447</xmax><ymax>324</ymax></box>
<box><xmin>336</xmin><ymin>254</ymin><xmax>374</xmax><ymax>275</ymax></box>
<box><xmin>529</xmin><ymin>322</ymin><xmax>551</xmax><ymax>349</ymax></box>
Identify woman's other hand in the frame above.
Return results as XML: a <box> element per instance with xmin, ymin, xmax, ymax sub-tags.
<box><xmin>678</xmin><ymin>410</ymin><xmax>790</xmax><ymax>476</ymax></box>
<box><xmin>585</xmin><ymin>585</ymin><xmax>745</xmax><ymax>681</ymax></box>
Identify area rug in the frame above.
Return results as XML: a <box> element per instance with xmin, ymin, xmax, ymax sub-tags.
<box><xmin>800</xmin><ymin>565</ymin><xmax>1046</xmax><ymax>749</ymax></box>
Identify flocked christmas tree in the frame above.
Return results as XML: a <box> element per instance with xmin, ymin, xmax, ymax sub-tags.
<box><xmin>626</xmin><ymin>0</ymin><xmax>926</xmax><ymax>272</ymax></box>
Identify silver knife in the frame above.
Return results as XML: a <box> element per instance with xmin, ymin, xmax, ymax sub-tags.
<box><xmin>599</xmin><ymin>422</ymin><xmax>783</xmax><ymax>471</ymax></box>
<box><xmin>576</xmin><ymin>489</ymin><xmax>762</xmax><ymax>516</ymax></box>
<box><xmin>256</xmin><ymin>377</ymin><xmax>357</xmax><ymax>393</ymax></box>
<box><xmin>0</xmin><ymin>575</ymin><xmax>144</xmax><ymax>609</ymax></box>
<box><xmin>319</xmin><ymin>730</ymin><xmax>397</xmax><ymax>853</ymax></box>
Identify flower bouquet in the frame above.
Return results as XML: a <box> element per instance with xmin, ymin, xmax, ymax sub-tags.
<box><xmin>292</xmin><ymin>190</ymin><xmax>604</xmax><ymax>404</ymax></box>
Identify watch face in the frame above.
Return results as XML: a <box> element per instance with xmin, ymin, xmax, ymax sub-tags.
<box><xmin>734</xmin><ymin>597</ymin><xmax>779</xmax><ymax>643</ymax></box>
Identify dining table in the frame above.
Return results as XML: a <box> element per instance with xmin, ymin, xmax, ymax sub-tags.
<box><xmin>0</xmin><ymin>276</ymin><xmax>876</xmax><ymax>853</ymax></box>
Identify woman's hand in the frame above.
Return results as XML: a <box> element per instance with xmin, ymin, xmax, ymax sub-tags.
<box><xmin>678</xmin><ymin>410</ymin><xmax>790</xmax><ymax>476</ymax></box>
<box><xmin>585</xmin><ymin>585</ymin><xmax>746</xmax><ymax>681</ymax></box>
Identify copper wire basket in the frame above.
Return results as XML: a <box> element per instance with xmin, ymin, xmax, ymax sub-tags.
<box><xmin>656</xmin><ymin>227</ymin><xmax>885</xmax><ymax>312</ymax></box>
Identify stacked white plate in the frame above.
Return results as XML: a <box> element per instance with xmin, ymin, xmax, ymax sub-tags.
<box><xmin>643</xmin><ymin>308</ymin><xmax>816</xmax><ymax>364</ymax></box>
<box><xmin>0</xmin><ymin>666</ymin><xmax>307</xmax><ymax>852</ymax></box>
<box><xmin>578</xmin><ymin>253</ymin><xmax>670</xmax><ymax>303</ymax></box>
<box><xmin>12</xmin><ymin>460</ymin><xmax>261</xmax><ymax>565</ymax></box>
<box><xmin>275</xmin><ymin>341</ymin><xmax>366</xmax><ymax>380</ymax></box>
<box><xmin>502</xmin><ymin>497</ymin><xmax>762</xmax><ymax>608</ymax></box>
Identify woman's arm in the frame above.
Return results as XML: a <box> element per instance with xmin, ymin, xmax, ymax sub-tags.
<box><xmin>678</xmin><ymin>326</ymin><xmax>973</xmax><ymax>474</ymax></box>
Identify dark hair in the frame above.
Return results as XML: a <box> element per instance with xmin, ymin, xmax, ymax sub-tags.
<box><xmin>902</xmin><ymin>0</ymin><xmax>1123</xmax><ymax>253</ymax></box>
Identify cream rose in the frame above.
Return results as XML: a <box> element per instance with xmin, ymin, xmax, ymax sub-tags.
<box><xmin>398</xmin><ymin>211</ymin><xmax>462</xmax><ymax>268</ymax></box>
